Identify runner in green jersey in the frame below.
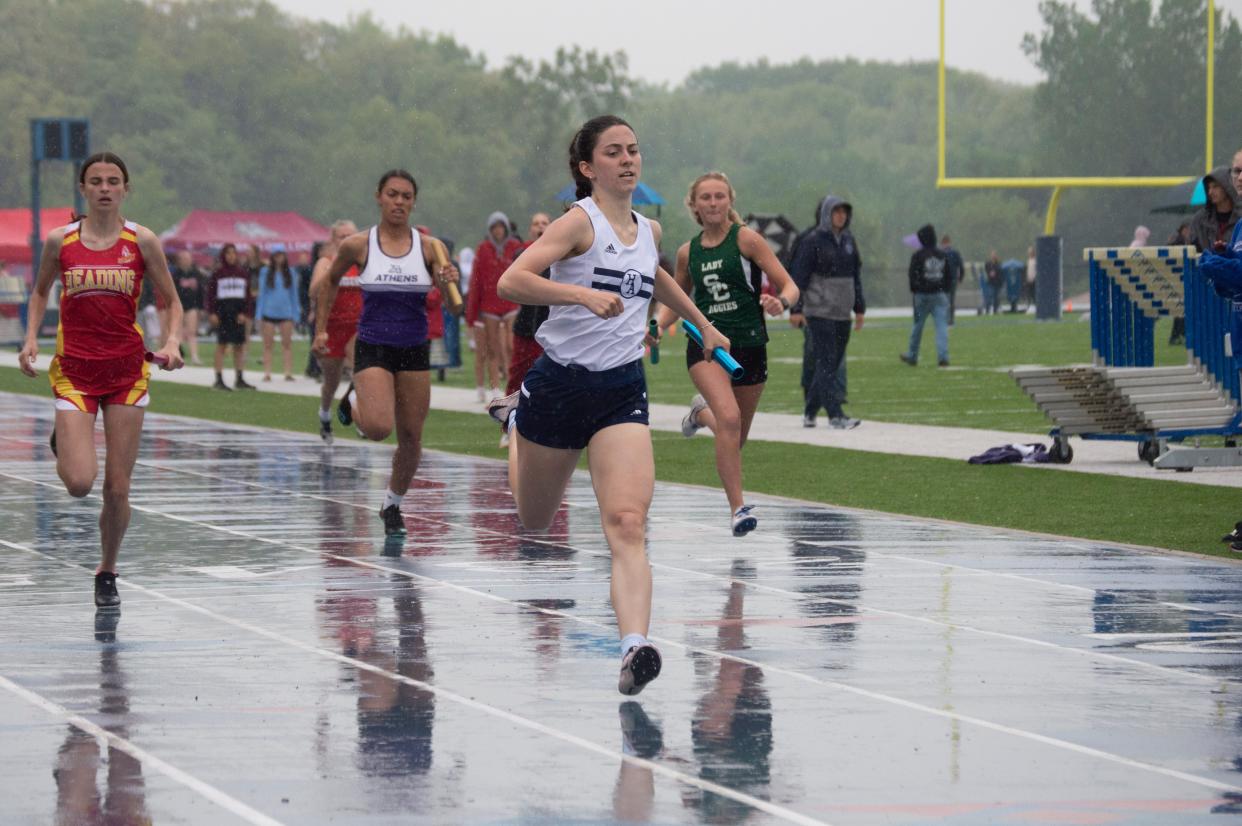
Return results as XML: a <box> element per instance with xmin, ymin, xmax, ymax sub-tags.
<box><xmin>655</xmin><ymin>172</ymin><xmax>799</xmax><ymax>536</ymax></box>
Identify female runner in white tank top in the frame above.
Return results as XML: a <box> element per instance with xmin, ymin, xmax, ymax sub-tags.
<box><xmin>314</xmin><ymin>170</ymin><xmax>459</xmax><ymax>538</ymax></box>
<box><xmin>490</xmin><ymin>116</ymin><xmax>730</xmax><ymax>695</ymax></box>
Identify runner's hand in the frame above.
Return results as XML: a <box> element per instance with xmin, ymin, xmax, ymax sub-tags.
<box><xmin>759</xmin><ymin>294</ymin><xmax>784</xmax><ymax>316</ymax></box>
<box><xmin>437</xmin><ymin>264</ymin><xmax>459</xmax><ymax>285</ymax></box>
<box><xmin>701</xmin><ymin>324</ymin><xmax>731</xmax><ymax>355</ymax></box>
<box><xmin>17</xmin><ymin>340</ymin><xmax>37</xmax><ymax>377</ymax></box>
<box><xmin>578</xmin><ymin>289</ymin><xmax>624</xmax><ymax>320</ymax></box>
<box><xmin>312</xmin><ymin>331</ymin><xmax>329</xmax><ymax>356</ymax></box>
<box><xmin>788</xmin><ymin>312</ymin><xmax>805</xmax><ymax>329</ymax></box>
<box><xmin>154</xmin><ymin>343</ymin><xmax>184</xmax><ymax>371</ymax></box>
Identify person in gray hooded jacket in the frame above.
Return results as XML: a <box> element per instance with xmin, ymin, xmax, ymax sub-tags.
<box><xmin>789</xmin><ymin>195</ymin><xmax>866</xmax><ymax>429</ymax></box>
<box><xmin>1191</xmin><ymin>165</ymin><xmax>1242</xmax><ymax>254</ymax></box>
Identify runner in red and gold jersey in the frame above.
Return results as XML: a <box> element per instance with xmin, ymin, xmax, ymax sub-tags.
<box><xmin>308</xmin><ymin>219</ymin><xmax>360</xmax><ymax>444</ymax></box>
<box><xmin>50</xmin><ymin>217</ymin><xmax>149</xmax><ymax>411</ymax></box>
<box><xmin>18</xmin><ymin>152</ymin><xmax>184</xmax><ymax>609</ymax></box>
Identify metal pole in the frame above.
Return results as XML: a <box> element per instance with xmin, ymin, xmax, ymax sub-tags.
<box><xmin>72</xmin><ymin>160</ymin><xmax>84</xmax><ymax>217</ymax></box>
<box><xmin>1207</xmin><ymin>0</ymin><xmax>1216</xmax><ymax>173</ymax></box>
<box><xmin>1035</xmin><ymin>235</ymin><xmax>1063</xmax><ymax>321</ymax></box>
<box><xmin>29</xmin><ymin>120</ymin><xmax>41</xmax><ymax>284</ymax></box>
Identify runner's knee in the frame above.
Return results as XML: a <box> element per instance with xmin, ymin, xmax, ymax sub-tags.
<box><xmin>101</xmin><ymin>476</ymin><xmax>130</xmax><ymax>505</ymax></box>
<box><xmin>60</xmin><ymin>466</ymin><xmax>96</xmax><ymax>499</ymax></box>
<box><xmin>602</xmin><ymin>507</ymin><xmax>647</xmax><ymax>547</ymax></box>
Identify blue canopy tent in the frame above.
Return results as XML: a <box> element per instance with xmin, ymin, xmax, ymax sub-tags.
<box><xmin>554</xmin><ymin>182</ymin><xmax>666</xmax><ymax>215</ymax></box>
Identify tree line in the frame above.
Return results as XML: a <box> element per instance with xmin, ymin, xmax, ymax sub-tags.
<box><xmin>0</xmin><ymin>0</ymin><xmax>1236</xmax><ymax>303</ymax></box>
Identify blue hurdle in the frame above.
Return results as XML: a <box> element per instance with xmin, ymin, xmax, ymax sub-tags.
<box><xmin>1012</xmin><ymin>245</ymin><xmax>1242</xmax><ymax>467</ymax></box>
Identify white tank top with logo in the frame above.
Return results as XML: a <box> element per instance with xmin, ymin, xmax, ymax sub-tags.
<box><xmin>535</xmin><ymin>197</ymin><xmax>658</xmax><ymax>372</ymax></box>
<box><xmin>356</xmin><ymin>226</ymin><xmax>433</xmax><ymax>347</ymax></box>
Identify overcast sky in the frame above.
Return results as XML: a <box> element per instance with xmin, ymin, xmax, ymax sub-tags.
<box><xmin>269</xmin><ymin>0</ymin><xmax>1242</xmax><ymax>87</ymax></box>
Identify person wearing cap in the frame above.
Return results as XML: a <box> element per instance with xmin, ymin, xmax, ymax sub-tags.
<box><xmin>256</xmin><ymin>243</ymin><xmax>301</xmax><ymax>382</ymax></box>
<box><xmin>465</xmin><ymin>211</ymin><xmax>523</xmax><ymax>402</ymax></box>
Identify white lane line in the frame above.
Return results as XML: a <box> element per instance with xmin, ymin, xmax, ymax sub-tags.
<box><xmin>4</xmin><ymin>487</ymin><xmax>1241</xmax><ymax>797</ymax></box>
<box><xmin>9</xmin><ymin>422</ymin><xmax>1238</xmax><ymax>622</ymax></box>
<box><xmin>0</xmin><ymin>673</ymin><xmax>287</xmax><ymax>826</ymax></box>
<box><xmin>0</xmin><ymin>539</ymin><xmax>830</xmax><ymax>826</ymax></box>
<box><xmin>120</xmin><ymin>457</ymin><xmax>1236</xmax><ymax>687</ymax></box>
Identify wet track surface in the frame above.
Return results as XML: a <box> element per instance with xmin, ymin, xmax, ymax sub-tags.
<box><xmin>3</xmin><ymin>391</ymin><xmax>1242</xmax><ymax>824</ymax></box>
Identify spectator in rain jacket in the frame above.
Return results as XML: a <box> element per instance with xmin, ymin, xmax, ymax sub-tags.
<box><xmin>1191</xmin><ymin>166</ymin><xmax>1242</xmax><ymax>254</ymax></box>
<box><xmin>900</xmin><ymin>223</ymin><xmax>951</xmax><ymax>368</ymax></box>
<box><xmin>466</xmin><ymin>211</ymin><xmax>523</xmax><ymax>398</ymax></box>
<box><xmin>1196</xmin><ymin>150</ymin><xmax>1242</xmax><ymax>551</ymax></box>
<box><xmin>789</xmin><ymin>194</ymin><xmax>865</xmax><ymax>429</ymax></box>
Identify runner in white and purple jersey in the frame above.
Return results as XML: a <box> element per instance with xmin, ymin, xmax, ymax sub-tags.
<box><xmin>313</xmin><ymin>169</ymin><xmax>459</xmax><ymax>538</ymax></box>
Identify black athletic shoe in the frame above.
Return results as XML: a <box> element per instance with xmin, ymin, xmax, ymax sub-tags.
<box><xmin>1222</xmin><ymin>522</ymin><xmax>1242</xmax><ymax>543</ymax></box>
<box><xmin>618</xmin><ymin>644</ymin><xmax>662</xmax><ymax>696</ymax></box>
<box><xmin>234</xmin><ymin>378</ymin><xmax>257</xmax><ymax>391</ymax></box>
<box><xmin>319</xmin><ymin>418</ymin><xmax>333</xmax><ymax>445</ymax></box>
<box><xmin>212</xmin><ymin>377</ymin><xmax>232</xmax><ymax>391</ymax></box>
<box><xmin>94</xmin><ymin>571</ymin><xmax>120</xmax><ymax>609</ymax></box>
<box><xmin>380</xmin><ymin>504</ymin><xmax>406</xmax><ymax>536</ymax></box>
<box><xmin>49</xmin><ymin>427</ymin><xmax>57</xmax><ymax>457</ymax></box>
<box><xmin>338</xmin><ymin>384</ymin><xmax>355</xmax><ymax>427</ymax></box>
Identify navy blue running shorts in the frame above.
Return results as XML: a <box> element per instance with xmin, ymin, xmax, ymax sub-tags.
<box><xmin>686</xmin><ymin>341</ymin><xmax>768</xmax><ymax>386</ymax></box>
<box><xmin>514</xmin><ymin>355</ymin><xmax>649</xmax><ymax>450</ymax></box>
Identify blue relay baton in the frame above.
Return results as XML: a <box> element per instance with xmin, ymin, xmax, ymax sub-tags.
<box><xmin>681</xmin><ymin>319</ymin><xmax>743</xmax><ymax>380</ymax></box>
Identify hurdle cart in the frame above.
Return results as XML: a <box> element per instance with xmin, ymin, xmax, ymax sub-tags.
<box><xmin>1010</xmin><ymin>245</ymin><xmax>1242</xmax><ymax>468</ymax></box>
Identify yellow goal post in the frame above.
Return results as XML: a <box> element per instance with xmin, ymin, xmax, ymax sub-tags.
<box><xmin>937</xmin><ymin>0</ymin><xmax>1215</xmax><ymax>233</ymax></box>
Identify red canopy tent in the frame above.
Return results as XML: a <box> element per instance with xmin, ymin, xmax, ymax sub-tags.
<box><xmin>0</xmin><ymin>207</ymin><xmax>77</xmax><ymax>276</ymax></box>
<box><xmin>159</xmin><ymin>210</ymin><xmax>329</xmax><ymax>255</ymax></box>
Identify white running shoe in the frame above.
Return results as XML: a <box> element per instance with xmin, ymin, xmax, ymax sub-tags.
<box><xmin>732</xmin><ymin>505</ymin><xmax>758</xmax><ymax>536</ymax></box>
<box><xmin>486</xmin><ymin>390</ymin><xmax>521</xmax><ymax>428</ymax></box>
<box><xmin>475</xmin><ymin>386</ymin><xmax>486</xmax><ymax>402</ymax></box>
<box><xmin>828</xmin><ymin>417</ymin><xmax>861</xmax><ymax>430</ymax></box>
<box><xmin>681</xmin><ymin>394</ymin><xmax>708</xmax><ymax>438</ymax></box>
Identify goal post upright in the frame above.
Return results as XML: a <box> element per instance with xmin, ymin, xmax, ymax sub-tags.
<box><xmin>935</xmin><ymin>0</ymin><xmax>1217</xmax><ymax>317</ymax></box>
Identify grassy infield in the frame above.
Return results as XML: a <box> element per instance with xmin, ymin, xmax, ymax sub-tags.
<box><xmin>3</xmin><ymin>312</ymin><xmax>1237</xmax><ymax>557</ymax></box>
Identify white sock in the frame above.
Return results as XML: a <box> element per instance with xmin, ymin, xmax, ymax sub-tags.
<box><xmin>507</xmin><ymin>409</ymin><xmax>518</xmax><ymax>431</ymax></box>
<box><xmin>347</xmin><ymin>389</ymin><xmax>357</xmax><ymax>409</ymax></box>
<box><xmin>318</xmin><ymin>407</ymin><xmax>331</xmax><ymax>423</ymax></box>
<box><xmin>383</xmin><ymin>489</ymin><xmax>403</xmax><ymax>510</ymax></box>
<box><xmin>620</xmin><ymin>633</ymin><xmax>648</xmax><ymax>657</ymax></box>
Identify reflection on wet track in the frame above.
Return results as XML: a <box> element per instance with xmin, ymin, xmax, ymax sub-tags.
<box><xmin>2</xmin><ymin>391</ymin><xmax>1242</xmax><ymax>824</ymax></box>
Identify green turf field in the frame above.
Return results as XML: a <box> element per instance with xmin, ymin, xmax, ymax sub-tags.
<box><xmin>2</xmin><ymin>312</ymin><xmax>1235</xmax><ymax>558</ymax></box>
<box><xmin>181</xmin><ymin>311</ymin><xmax>1184</xmax><ymax>432</ymax></box>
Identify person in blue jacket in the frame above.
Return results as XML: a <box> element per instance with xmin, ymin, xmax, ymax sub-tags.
<box><xmin>256</xmin><ymin>243</ymin><xmax>302</xmax><ymax>382</ymax></box>
<box><xmin>1197</xmin><ymin>149</ymin><xmax>1242</xmax><ymax>550</ymax></box>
